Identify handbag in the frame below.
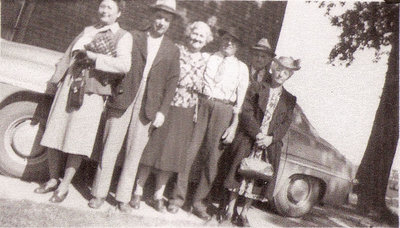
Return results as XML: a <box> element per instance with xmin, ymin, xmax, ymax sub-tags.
<box><xmin>238</xmin><ymin>146</ymin><xmax>274</xmax><ymax>181</ymax></box>
<box><xmin>67</xmin><ymin>68</ymin><xmax>88</xmax><ymax>110</ymax></box>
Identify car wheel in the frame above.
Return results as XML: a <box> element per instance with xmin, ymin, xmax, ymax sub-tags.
<box><xmin>0</xmin><ymin>101</ymin><xmax>48</xmax><ymax>181</ymax></box>
<box><xmin>273</xmin><ymin>175</ymin><xmax>321</xmax><ymax>217</ymax></box>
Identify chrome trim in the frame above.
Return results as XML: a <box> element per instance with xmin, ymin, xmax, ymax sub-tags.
<box><xmin>285</xmin><ymin>156</ymin><xmax>352</xmax><ymax>181</ymax></box>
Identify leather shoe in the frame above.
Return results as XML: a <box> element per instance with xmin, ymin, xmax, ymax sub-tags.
<box><xmin>129</xmin><ymin>195</ymin><xmax>142</xmax><ymax>209</ymax></box>
<box><xmin>49</xmin><ymin>190</ymin><xmax>68</xmax><ymax>203</ymax></box>
<box><xmin>219</xmin><ymin>211</ymin><xmax>234</xmax><ymax>225</ymax></box>
<box><xmin>34</xmin><ymin>181</ymin><xmax>59</xmax><ymax>194</ymax></box>
<box><xmin>149</xmin><ymin>198</ymin><xmax>166</xmax><ymax>213</ymax></box>
<box><xmin>192</xmin><ymin>208</ymin><xmax>212</xmax><ymax>222</ymax></box>
<box><xmin>237</xmin><ymin>215</ymin><xmax>250</xmax><ymax>227</ymax></box>
<box><xmin>88</xmin><ymin>197</ymin><xmax>105</xmax><ymax>209</ymax></box>
<box><xmin>167</xmin><ymin>203</ymin><xmax>179</xmax><ymax>214</ymax></box>
<box><xmin>117</xmin><ymin>202</ymin><xmax>132</xmax><ymax>213</ymax></box>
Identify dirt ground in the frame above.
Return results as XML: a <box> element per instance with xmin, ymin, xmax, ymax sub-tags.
<box><xmin>0</xmin><ymin>174</ymin><xmax>398</xmax><ymax>227</ymax></box>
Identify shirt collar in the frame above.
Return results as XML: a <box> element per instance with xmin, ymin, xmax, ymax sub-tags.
<box><xmin>215</xmin><ymin>51</ymin><xmax>237</xmax><ymax>61</ymax></box>
<box><xmin>147</xmin><ymin>31</ymin><xmax>164</xmax><ymax>41</ymax></box>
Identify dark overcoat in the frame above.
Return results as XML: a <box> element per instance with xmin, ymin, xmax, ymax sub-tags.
<box><xmin>224</xmin><ymin>81</ymin><xmax>297</xmax><ymax>192</ymax></box>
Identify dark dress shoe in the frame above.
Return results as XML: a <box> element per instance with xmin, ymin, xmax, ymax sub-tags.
<box><xmin>88</xmin><ymin>197</ymin><xmax>105</xmax><ymax>209</ymax></box>
<box><xmin>167</xmin><ymin>204</ymin><xmax>179</xmax><ymax>214</ymax></box>
<box><xmin>117</xmin><ymin>202</ymin><xmax>132</xmax><ymax>213</ymax></box>
<box><xmin>34</xmin><ymin>182</ymin><xmax>59</xmax><ymax>194</ymax></box>
<box><xmin>149</xmin><ymin>199</ymin><xmax>166</xmax><ymax>212</ymax></box>
<box><xmin>129</xmin><ymin>195</ymin><xmax>142</xmax><ymax>209</ymax></box>
<box><xmin>192</xmin><ymin>208</ymin><xmax>212</xmax><ymax>222</ymax></box>
<box><xmin>219</xmin><ymin>211</ymin><xmax>234</xmax><ymax>225</ymax></box>
<box><xmin>237</xmin><ymin>215</ymin><xmax>251</xmax><ymax>227</ymax></box>
<box><xmin>49</xmin><ymin>190</ymin><xmax>68</xmax><ymax>203</ymax></box>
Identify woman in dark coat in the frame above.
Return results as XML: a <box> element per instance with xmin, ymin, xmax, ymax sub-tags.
<box><xmin>34</xmin><ymin>0</ymin><xmax>132</xmax><ymax>203</ymax></box>
<box><xmin>221</xmin><ymin>56</ymin><xmax>300</xmax><ymax>226</ymax></box>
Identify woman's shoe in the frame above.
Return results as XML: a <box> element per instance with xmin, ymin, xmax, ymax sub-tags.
<box><xmin>149</xmin><ymin>198</ymin><xmax>166</xmax><ymax>213</ymax></box>
<box><xmin>167</xmin><ymin>203</ymin><xmax>179</xmax><ymax>214</ymax></box>
<box><xmin>219</xmin><ymin>211</ymin><xmax>233</xmax><ymax>225</ymax></box>
<box><xmin>49</xmin><ymin>190</ymin><xmax>69</xmax><ymax>203</ymax></box>
<box><xmin>34</xmin><ymin>181</ymin><xmax>59</xmax><ymax>194</ymax></box>
<box><xmin>237</xmin><ymin>215</ymin><xmax>251</xmax><ymax>227</ymax></box>
<box><xmin>129</xmin><ymin>195</ymin><xmax>142</xmax><ymax>209</ymax></box>
<box><xmin>88</xmin><ymin>197</ymin><xmax>105</xmax><ymax>209</ymax></box>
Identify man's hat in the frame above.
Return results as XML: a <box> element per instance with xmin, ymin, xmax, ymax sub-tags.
<box><xmin>150</xmin><ymin>0</ymin><xmax>180</xmax><ymax>16</ymax></box>
<box><xmin>252</xmin><ymin>38</ymin><xmax>276</xmax><ymax>57</ymax></box>
<box><xmin>273</xmin><ymin>56</ymin><xmax>301</xmax><ymax>71</ymax></box>
<box><xmin>218</xmin><ymin>26</ymin><xmax>242</xmax><ymax>44</ymax></box>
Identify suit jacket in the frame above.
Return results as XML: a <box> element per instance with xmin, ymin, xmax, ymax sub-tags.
<box><xmin>108</xmin><ymin>30</ymin><xmax>180</xmax><ymax>121</ymax></box>
<box><xmin>234</xmin><ymin>81</ymin><xmax>296</xmax><ymax>168</ymax></box>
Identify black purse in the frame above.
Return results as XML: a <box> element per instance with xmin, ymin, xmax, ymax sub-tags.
<box><xmin>67</xmin><ymin>68</ymin><xmax>87</xmax><ymax>110</ymax></box>
<box><xmin>67</xmin><ymin>51</ymin><xmax>94</xmax><ymax>110</ymax></box>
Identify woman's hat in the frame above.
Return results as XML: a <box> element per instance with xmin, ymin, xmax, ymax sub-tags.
<box><xmin>252</xmin><ymin>38</ymin><xmax>276</xmax><ymax>57</ymax></box>
<box><xmin>273</xmin><ymin>56</ymin><xmax>301</xmax><ymax>71</ymax></box>
<box><xmin>218</xmin><ymin>26</ymin><xmax>242</xmax><ymax>44</ymax></box>
<box><xmin>150</xmin><ymin>0</ymin><xmax>180</xmax><ymax>16</ymax></box>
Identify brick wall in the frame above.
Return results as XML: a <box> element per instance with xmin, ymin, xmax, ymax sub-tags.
<box><xmin>8</xmin><ymin>0</ymin><xmax>287</xmax><ymax>63</ymax></box>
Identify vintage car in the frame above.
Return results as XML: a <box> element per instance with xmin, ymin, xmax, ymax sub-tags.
<box><xmin>0</xmin><ymin>39</ymin><xmax>354</xmax><ymax>217</ymax></box>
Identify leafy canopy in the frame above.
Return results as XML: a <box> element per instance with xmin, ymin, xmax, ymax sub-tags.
<box><xmin>317</xmin><ymin>2</ymin><xmax>398</xmax><ymax>66</ymax></box>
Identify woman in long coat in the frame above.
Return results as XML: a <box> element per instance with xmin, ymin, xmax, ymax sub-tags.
<box><xmin>131</xmin><ymin>21</ymin><xmax>213</xmax><ymax>212</ymax></box>
<box><xmin>221</xmin><ymin>57</ymin><xmax>300</xmax><ymax>226</ymax></box>
<box><xmin>34</xmin><ymin>0</ymin><xmax>132</xmax><ymax>203</ymax></box>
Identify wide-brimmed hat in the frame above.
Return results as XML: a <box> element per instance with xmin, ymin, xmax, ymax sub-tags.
<box><xmin>273</xmin><ymin>56</ymin><xmax>301</xmax><ymax>71</ymax></box>
<box><xmin>150</xmin><ymin>0</ymin><xmax>180</xmax><ymax>16</ymax></box>
<box><xmin>218</xmin><ymin>26</ymin><xmax>242</xmax><ymax>44</ymax></box>
<box><xmin>252</xmin><ymin>38</ymin><xmax>276</xmax><ymax>57</ymax></box>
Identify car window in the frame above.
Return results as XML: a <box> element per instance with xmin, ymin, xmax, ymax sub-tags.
<box><xmin>292</xmin><ymin>105</ymin><xmax>321</xmax><ymax>138</ymax></box>
<box><xmin>1</xmin><ymin>0</ymin><xmax>26</xmax><ymax>41</ymax></box>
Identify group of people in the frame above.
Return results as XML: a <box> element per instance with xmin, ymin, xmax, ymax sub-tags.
<box><xmin>34</xmin><ymin>0</ymin><xmax>301</xmax><ymax>226</ymax></box>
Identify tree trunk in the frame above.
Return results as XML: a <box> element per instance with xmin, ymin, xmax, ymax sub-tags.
<box><xmin>354</xmin><ymin>32</ymin><xmax>399</xmax><ymax>212</ymax></box>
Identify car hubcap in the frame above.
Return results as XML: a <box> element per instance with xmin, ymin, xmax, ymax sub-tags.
<box><xmin>4</xmin><ymin>116</ymin><xmax>46</xmax><ymax>165</ymax></box>
<box><xmin>287</xmin><ymin>177</ymin><xmax>310</xmax><ymax>204</ymax></box>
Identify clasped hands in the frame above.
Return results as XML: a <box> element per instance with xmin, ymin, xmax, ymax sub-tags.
<box><xmin>255</xmin><ymin>133</ymin><xmax>273</xmax><ymax>149</ymax></box>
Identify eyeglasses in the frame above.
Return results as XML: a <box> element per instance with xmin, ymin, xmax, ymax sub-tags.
<box><xmin>221</xmin><ymin>35</ymin><xmax>238</xmax><ymax>45</ymax></box>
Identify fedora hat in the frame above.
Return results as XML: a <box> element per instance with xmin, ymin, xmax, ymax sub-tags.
<box><xmin>252</xmin><ymin>38</ymin><xmax>276</xmax><ymax>57</ymax></box>
<box><xmin>218</xmin><ymin>26</ymin><xmax>242</xmax><ymax>43</ymax></box>
<box><xmin>273</xmin><ymin>56</ymin><xmax>301</xmax><ymax>71</ymax></box>
<box><xmin>150</xmin><ymin>0</ymin><xmax>179</xmax><ymax>16</ymax></box>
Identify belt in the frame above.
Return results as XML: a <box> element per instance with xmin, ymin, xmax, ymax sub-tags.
<box><xmin>198</xmin><ymin>93</ymin><xmax>235</xmax><ymax>106</ymax></box>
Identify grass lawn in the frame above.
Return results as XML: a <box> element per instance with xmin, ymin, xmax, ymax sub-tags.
<box><xmin>0</xmin><ymin>198</ymin><xmax>202</xmax><ymax>227</ymax></box>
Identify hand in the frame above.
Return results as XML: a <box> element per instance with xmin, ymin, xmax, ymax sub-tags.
<box><xmin>152</xmin><ymin>112</ymin><xmax>165</xmax><ymax>128</ymax></box>
<box><xmin>86</xmin><ymin>51</ymin><xmax>98</xmax><ymax>61</ymax></box>
<box><xmin>221</xmin><ymin>123</ymin><xmax>238</xmax><ymax>144</ymax></box>
<box><xmin>256</xmin><ymin>135</ymin><xmax>273</xmax><ymax>149</ymax></box>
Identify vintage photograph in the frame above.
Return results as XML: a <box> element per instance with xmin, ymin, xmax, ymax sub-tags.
<box><xmin>0</xmin><ymin>0</ymin><xmax>398</xmax><ymax>227</ymax></box>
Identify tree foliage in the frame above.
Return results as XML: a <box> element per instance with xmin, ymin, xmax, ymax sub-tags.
<box><xmin>318</xmin><ymin>2</ymin><xmax>398</xmax><ymax>66</ymax></box>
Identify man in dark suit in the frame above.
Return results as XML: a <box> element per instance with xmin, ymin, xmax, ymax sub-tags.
<box><xmin>249</xmin><ymin>38</ymin><xmax>276</xmax><ymax>86</ymax></box>
<box><xmin>89</xmin><ymin>0</ymin><xmax>180</xmax><ymax>213</ymax></box>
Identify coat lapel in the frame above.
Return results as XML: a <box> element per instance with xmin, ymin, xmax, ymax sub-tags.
<box><xmin>271</xmin><ymin>88</ymin><xmax>289</xmax><ymax>126</ymax></box>
<box><xmin>257</xmin><ymin>83</ymin><xmax>270</xmax><ymax>112</ymax></box>
<box><xmin>137</xmin><ymin>32</ymin><xmax>147</xmax><ymax>61</ymax></box>
<box><xmin>150</xmin><ymin>36</ymin><xmax>170</xmax><ymax>69</ymax></box>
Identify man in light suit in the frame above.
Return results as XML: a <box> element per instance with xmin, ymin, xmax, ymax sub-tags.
<box><xmin>89</xmin><ymin>0</ymin><xmax>180</xmax><ymax>213</ymax></box>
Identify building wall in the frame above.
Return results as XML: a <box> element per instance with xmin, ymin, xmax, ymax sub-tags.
<box><xmin>3</xmin><ymin>0</ymin><xmax>287</xmax><ymax>62</ymax></box>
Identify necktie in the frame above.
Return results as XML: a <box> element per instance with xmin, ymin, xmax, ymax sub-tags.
<box><xmin>214</xmin><ymin>57</ymin><xmax>227</xmax><ymax>83</ymax></box>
